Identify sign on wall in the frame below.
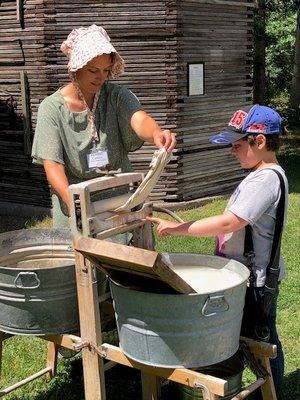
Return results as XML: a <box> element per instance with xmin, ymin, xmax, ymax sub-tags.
<box><xmin>188</xmin><ymin>63</ymin><xmax>204</xmax><ymax>96</ymax></box>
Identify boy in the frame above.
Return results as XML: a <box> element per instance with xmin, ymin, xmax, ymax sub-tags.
<box><xmin>148</xmin><ymin>105</ymin><xmax>288</xmax><ymax>398</ymax></box>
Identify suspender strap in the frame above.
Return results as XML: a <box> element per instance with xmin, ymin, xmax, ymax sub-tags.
<box><xmin>244</xmin><ymin>224</ymin><xmax>254</xmax><ymax>257</ymax></box>
<box><xmin>244</xmin><ymin>225</ymin><xmax>255</xmax><ymax>284</ymax></box>
<box><xmin>263</xmin><ymin>169</ymin><xmax>286</xmax><ymax>314</ymax></box>
<box><xmin>243</xmin><ymin>168</ymin><xmax>286</xmax><ymax>314</ymax></box>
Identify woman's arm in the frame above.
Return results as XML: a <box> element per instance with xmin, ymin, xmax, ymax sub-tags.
<box><xmin>130</xmin><ymin>110</ymin><xmax>176</xmax><ymax>152</ymax></box>
<box><xmin>43</xmin><ymin>160</ymin><xmax>71</xmax><ymax>212</ymax></box>
<box><xmin>147</xmin><ymin>211</ymin><xmax>248</xmax><ymax>237</ymax></box>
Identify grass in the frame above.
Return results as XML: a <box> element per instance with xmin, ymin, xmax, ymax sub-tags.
<box><xmin>0</xmin><ymin>135</ymin><xmax>299</xmax><ymax>399</ymax></box>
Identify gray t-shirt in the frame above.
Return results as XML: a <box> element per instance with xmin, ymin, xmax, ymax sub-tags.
<box><xmin>216</xmin><ymin>165</ymin><xmax>288</xmax><ymax>287</ymax></box>
<box><xmin>32</xmin><ymin>81</ymin><xmax>144</xmax><ymax>227</ymax></box>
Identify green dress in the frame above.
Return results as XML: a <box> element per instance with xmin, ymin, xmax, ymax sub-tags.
<box><xmin>32</xmin><ymin>81</ymin><xmax>144</xmax><ymax>227</ymax></box>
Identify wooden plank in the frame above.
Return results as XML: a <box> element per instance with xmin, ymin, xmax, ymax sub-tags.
<box><xmin>99</xmin><ymin>343</ymin><xmax>227</xmax><ymax>397</ymax></box>
<box><xmin>46</xmin><ymin>341</ymin><xmax>58</xmax><ymax>380</ymax></box>
<box><xmin>260</xmin><ymin>357</ymin><xmax>277</xmax><ymax>400</ymax></box>
<box><xmin>240</xmin><ymin>337</ymin><xmax>277</xmax><ymax>358</ymax></box>
<box><xmin>20</xmin><ymin>70</ymin><xmax>32</xmax><ymax>155</ymax></box>
<box><xmin>141</xmin><ymin>373</ymin><xmax>161</xmax><ymax>400</ymax></box>
<box><xmin>74</xmin><ymin>250</ymin><xmax>106</xmax><ymax>400</ymax></box>
<box><xmin>74</xmin><ymin>236</ymin><xmax>196</xmax><ymax>294</ymax></box>
<box><xmin>16</xmin><ymin>0</ymin><xmax>24</xmax><ymax>28</ymax></box>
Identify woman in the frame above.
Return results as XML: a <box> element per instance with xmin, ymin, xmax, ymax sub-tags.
<box><xmin>32</xmin><ymin>25</ymin><xmax>176</xmax><ymax>227</ymax></box>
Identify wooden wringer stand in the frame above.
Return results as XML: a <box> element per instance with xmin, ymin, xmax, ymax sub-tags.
<box><xmin>0</xmin><ymin>172</ymin><xmax>278</xmax><ymax>399</ymax></box>
<box><xmin>64</xmin><ymin>172</ymin><xmax>278</xmax><ymax>400</ymax></box>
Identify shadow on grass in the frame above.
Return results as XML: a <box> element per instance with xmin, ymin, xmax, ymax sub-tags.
<box><xmin>280</xmin><ymin>368</ymin><xmax>300</xmax><ymax>400</ymax></box>
<box><xmin>27</xmin><ymin>360</ymin><xmax>142</xmax><ymax>400</ymax></box>
<box><xmin>278</xmin><ymin>153</ymin><xmax>300</xmax><ymax>193</ymax></box>
<box><xmin>278</xmin><ymin>132</ymin><xmax>300</xmax><ymax>194</ymax></box>
<box><xmin>25</xmin><ymin>359</ymin><xmax>177</xmax><ymax>400</ymax></box>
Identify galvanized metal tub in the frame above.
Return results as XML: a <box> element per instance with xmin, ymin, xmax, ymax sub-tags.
<box><xmin>110</xmin><ymin>253</ymin><xmax>249</xmax><ymax>368</ymax></box>
<box><xmin>175</xmin><ymin>352</ymin><xmax>244</xmax><ymax>399</ymax></box>
<box><xmin>0</xmin><ymin>228</ymin><xmax>106</xmax><ymax>335</ymax></box>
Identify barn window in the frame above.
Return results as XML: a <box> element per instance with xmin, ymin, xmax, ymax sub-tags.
<box><xmin>188</xmin><ymin>63</ymin><xmax>205</xmax><ymax>96</ymax></box>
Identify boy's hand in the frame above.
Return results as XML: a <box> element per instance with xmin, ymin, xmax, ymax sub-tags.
<box><xmin>146</xmin><ymin>216</ymin><xmax>180</xmax><ymax>237</ymax></box>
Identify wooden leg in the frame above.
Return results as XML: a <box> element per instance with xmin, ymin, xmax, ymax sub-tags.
<box><xmin>46</xmin><ymin>341</ymin><xmax>58</xmax><ymax>380</ymax></box>
<box><xmin>259</xmin><ymin>356</ymin><xmax>277</xmax><ymax>400</ymax></box>
<box><xmin>240</xmin><ymin>338</ymin><xmax>277</xmax><ymax>400</ymax></box>
<box><xmin>75</xmin><ymin>250</ymin><xmax>106</xmax><ymax>400</ymax></box>
<box><xmin>141</xmin><ymin>372</ymin><xmax>161</xmax><ymax>400</ymax></box>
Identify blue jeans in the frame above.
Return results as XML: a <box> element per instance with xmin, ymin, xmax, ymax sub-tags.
<box><xmin>266</xmin><ymin>290</ymin><xmax>284</xmax><ymax>397</ymax></box>
<box><xmin>242</xmin><ymin>287</ymin><xmax>284</xmax><ymax>399</ymax></box>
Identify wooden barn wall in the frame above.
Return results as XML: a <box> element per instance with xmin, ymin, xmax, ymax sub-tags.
<box><xmin>0</xmin><ymin>0</ymin><xmax>254</xmax><ymax>209</ymax></box>
<box><xmin>0</xmin><ymin>0</ymin><xmax>51</xmax><ymax>208</ymax></box>
<box><xmin>175</xmin><ymin>0</ymin><xmax>254</xmax><ymax>200</ymax></box>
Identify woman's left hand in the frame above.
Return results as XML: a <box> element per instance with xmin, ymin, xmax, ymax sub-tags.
<box><xmin>153</xmin><ymin>129</ymin><xmax>176</xmax><ymax>153</ymax></box>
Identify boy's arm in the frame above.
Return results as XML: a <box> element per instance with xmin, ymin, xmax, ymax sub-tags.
<box><xmin>147</xmin><ymin>211</ymin><xmax>248</xmax><ymax>237</ymax></box>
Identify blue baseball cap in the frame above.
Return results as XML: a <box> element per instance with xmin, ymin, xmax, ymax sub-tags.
<box><xmin>210</xmin><ymin>105</ymin><xmax>283</xmax><ymax>145</ymax></box>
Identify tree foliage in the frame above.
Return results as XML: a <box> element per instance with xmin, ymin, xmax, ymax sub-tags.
<box><xmin>259</xmin><ymin>1</ymin><xmax>300</xmax><ymax>124</ymax></box>
<box><xmin>266</xmin><ymin>9</ymin><xmax>296</xmax><ymax>99</ymax></box>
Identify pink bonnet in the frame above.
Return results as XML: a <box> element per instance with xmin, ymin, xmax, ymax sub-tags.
<box><xmin>60</xmin><ymin>24</ymin><xmax>124</xmax><ymax>78</ymax></box>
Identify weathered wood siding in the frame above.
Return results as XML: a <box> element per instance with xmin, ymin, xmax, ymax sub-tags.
<box><xmin>175</xmin><ymin>0</ymin><xmax>253</xmax><ymax>200</ymax></box>
<box><xmin>0</xmin><ymin>0</ymin><xmax>253</xmax><ymax>210</ymax></box>
<box><xmin>0</xmin><ymin>0</ymin><xmax>51</xmax><ymax>207</ymax></box>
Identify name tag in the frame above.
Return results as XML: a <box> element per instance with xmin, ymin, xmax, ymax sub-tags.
<box><xmin>87</xmin><ymin>150</ymin><xmax>109</xmax><ymax>170</ymax></box>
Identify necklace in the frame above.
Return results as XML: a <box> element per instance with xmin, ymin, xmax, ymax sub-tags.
<box><xmin>69</xmin><ymin>73</ymin><xmax>100</xmax><ymax>142</ymax></box>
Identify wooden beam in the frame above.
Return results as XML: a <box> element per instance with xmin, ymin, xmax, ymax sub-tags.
<box><xmin>141</xmin><ymin>372</ymin><xmax>161</xmax><ymax>400</ymax></box>
<box><xmin>74</xmin><ymin>250</ymin><xmax>106</xmax><ymax>400</ymax></box>
<box><xmin>0</xmin><ymin>367</ymin><xmax>52</xmax><ymax>397</ymax></box>
<box><xmin>99</xmin><ymin>343</ymin><xmax>227</xmax><ymax>397</ymax></box>
<box><xmin>20</xmin><ymin>71</ymin><xmax>32</xmax><ymax>155</ymax></box>
<box><xmin>240</xmin><ymin>337</ymin><xmax>277</xmax><ymax>359</ymax></box>
<box><xmin>182</xmin><ymin>0</ymin><xmax>255</xmax><ymax>7</ymax></box>
<box><xmin>46</xmin><ymin>341</ymin><xmax>58</xmax><ymax>380</ymax></box>
<box><xmin>16</xmin><ymin>0</ymin><xmax>24</xmax><ymax>28</ymax></box>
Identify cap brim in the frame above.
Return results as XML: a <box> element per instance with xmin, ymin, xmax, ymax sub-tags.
<box><xmin>209</xmin><ymin>129</ymin><xmax>248</xmax><ymax>145</ymax></box>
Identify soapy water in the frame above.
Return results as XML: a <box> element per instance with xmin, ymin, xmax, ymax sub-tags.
<box><xmin>171</xmin><ymin>265</ymin><xmax>244</xmax><ymax>293</ymax></box>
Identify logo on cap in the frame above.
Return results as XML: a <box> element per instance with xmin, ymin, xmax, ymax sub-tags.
<box><xmin>246</xmin><ymin>123</ymin><xmax>266</xmax><ymax>134</ymax></box>
<box><xmin>228</xmin><ymin>110</ymin><xmax>248</xmax><ymax>130</ymax></box>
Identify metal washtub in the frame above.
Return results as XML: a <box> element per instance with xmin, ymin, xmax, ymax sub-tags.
<box><xmin>110</xmin><ymin>253</ymin><xmax>250</xmax><ymax>368</ymax></box>
<box><xmin>175</xmin><ymin>352</ymin><xmax>244</xmax><ymax>399</ymax></box>
<box><xmin>0</xmin><ymin>228</ymin><xmax>106</xmax><ymax>335</ymax></box>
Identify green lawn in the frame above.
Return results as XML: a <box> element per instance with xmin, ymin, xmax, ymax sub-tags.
<box><xmin>0</xmin><ymin>136</ymin><xmax>299</xmax><ymax>399</ymax></box>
